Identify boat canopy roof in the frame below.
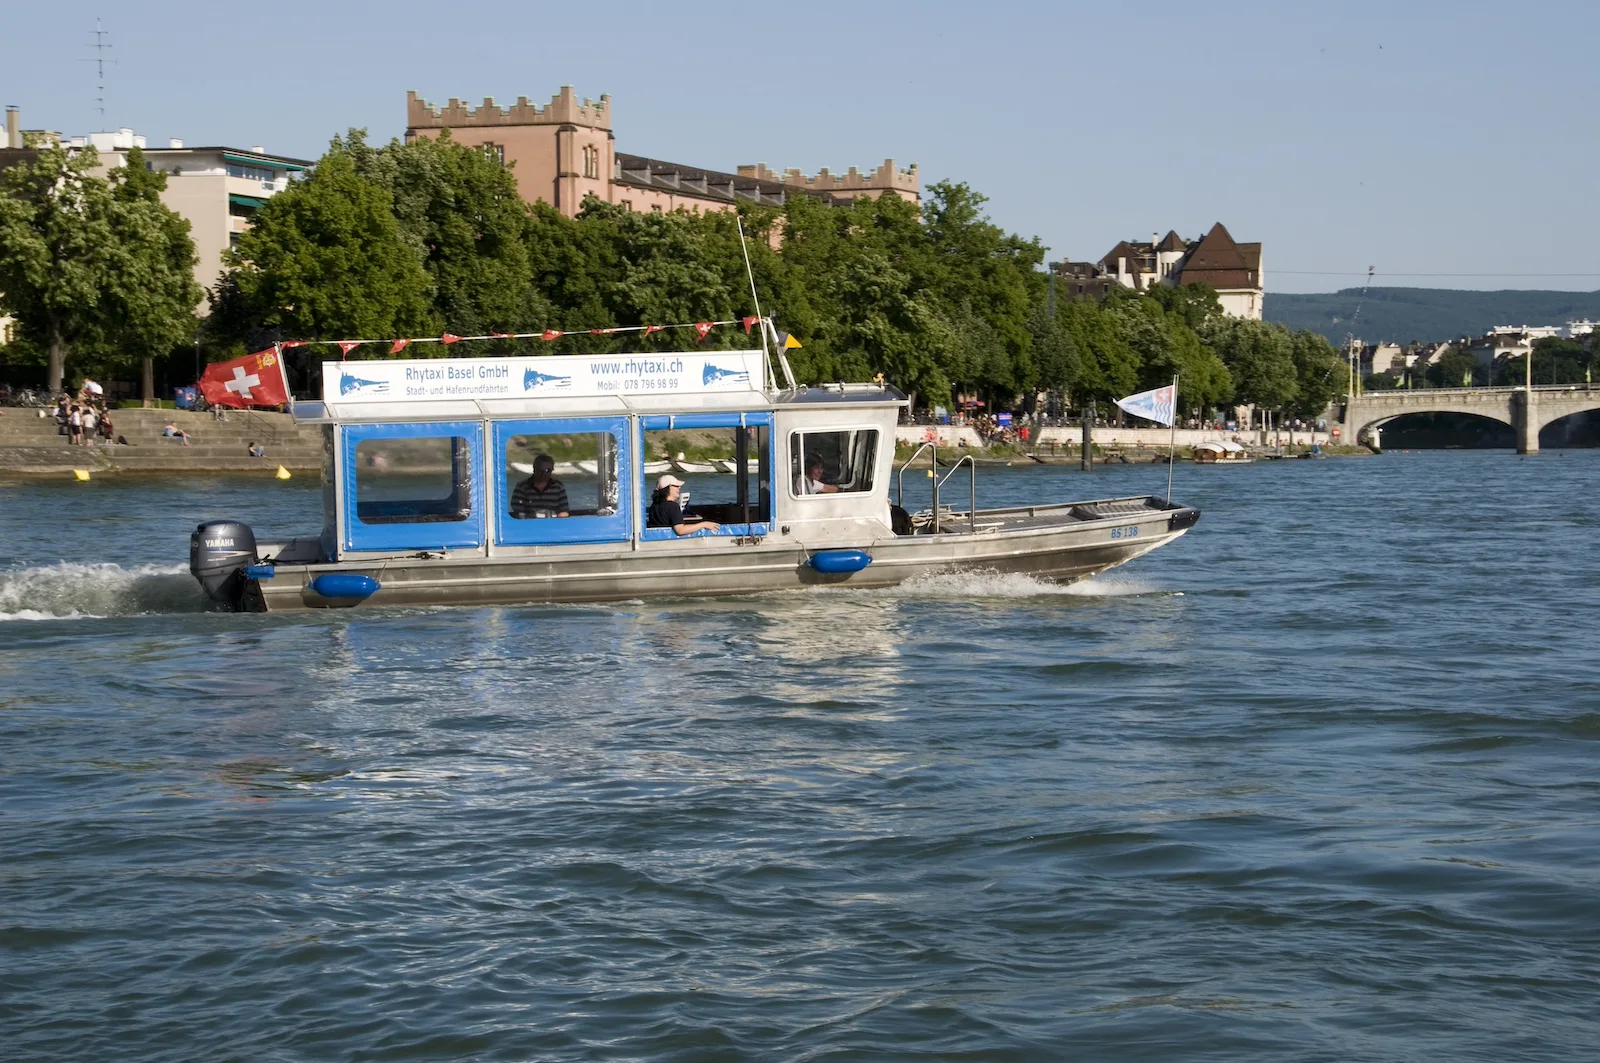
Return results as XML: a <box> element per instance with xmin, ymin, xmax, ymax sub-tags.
<box><xmin>1194</xmin><ymin>440</ymin><xmax>1247</xmax><ymax>454</ymax></box>
<box><xmin>294</xmin><ymin>351</ymin><xmax>905</xmax><ymax>425</ymax></box>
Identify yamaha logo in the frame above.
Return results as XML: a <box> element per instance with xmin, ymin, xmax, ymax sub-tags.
<box><xmin>205</xmin><ymin>538</ymin><xmax>235</xmax><ymax>547</ymax></box>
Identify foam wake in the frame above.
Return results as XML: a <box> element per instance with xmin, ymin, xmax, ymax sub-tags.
<box><xmin>873</xmin><ymin>570</ymin><xmax>1174</xmax><ymax>600</ymax></box>
<box><xmin>0</xmin><ymin>562</ymin><xmax>207</xmax><ymax>621</ymax></box>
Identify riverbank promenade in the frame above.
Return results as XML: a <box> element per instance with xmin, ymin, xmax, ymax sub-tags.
<box><xmin>0</xmin><ymin>407</ymin><xmax>323</xmax><ymax>475</ymax></box>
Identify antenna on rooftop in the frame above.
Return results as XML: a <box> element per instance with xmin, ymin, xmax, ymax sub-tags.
<box><xmin>84</xmin><ymin>19</ymin><xmax>116</xmax><ymax>124</ymax></box>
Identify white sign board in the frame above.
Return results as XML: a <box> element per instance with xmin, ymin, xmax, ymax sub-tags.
<box><xmin>322</xmin><ymin>351</ymin><xmax>767</xmax><ymax>404</ymax></box>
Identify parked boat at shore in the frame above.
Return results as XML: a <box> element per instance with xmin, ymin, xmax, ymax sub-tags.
<box><xmin>1193</xmin><ymin>440</ymin><xmax>1254</xmax><ymax>464</ymax></box>
<box><xmin>188</xmin><ymin>342</ymin><xmax>1200</xmax><ymax>612</ymax></box>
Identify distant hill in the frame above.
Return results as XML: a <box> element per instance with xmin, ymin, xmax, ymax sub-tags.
<box><xmin>1264</xmin><ymin>288</ymin><xmax>1600</xmax><ymax>344</ymax></box>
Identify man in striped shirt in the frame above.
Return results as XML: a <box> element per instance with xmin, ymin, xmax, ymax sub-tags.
<box><xmin>510</xmin><ymin>454</ymin><xmax>569</xmax><ymax>518</ymax></box>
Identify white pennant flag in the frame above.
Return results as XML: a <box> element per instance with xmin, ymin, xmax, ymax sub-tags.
<box><xmin>1114</xmin><ymin>384</ymin><xmax>1176</xmax><ymax>426</ymax></box>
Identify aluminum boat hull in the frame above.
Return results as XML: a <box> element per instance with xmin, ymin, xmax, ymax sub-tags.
<box><xmin>250</xmin><ymin>496</ymin><xmax>1198</xmax><ymax>612</ymax></box>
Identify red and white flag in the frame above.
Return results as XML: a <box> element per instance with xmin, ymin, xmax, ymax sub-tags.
<box><xmin>337</xmin><ymin>341</ymin><xmax>361</xmax><ymax>357</ymax></box>
<box><xmin>741</xmin><ymin>315</ymin><xmax>760</xmax><ymax>334</ymax></box>
<box><xmin>541</xmin><ymin>329</ymin><xmax>563</xmax><ymax>341</ymax></box>
<box><xmin>199</xmin><ymin>348</ymin><xmax>290</xmax><ymax>408</ymax></box>
<box><xmin>440</xmin><ymin>333</ymin><xmax>462</xmax><ymax>345</ymax></box>
<box><xmin>389</xmin><ymin>339</ymin><xmax>410</xmax><ymax>354</ymax></box>
<box><xmin>694</xmin><ymin>322</ymin><xmax>715</xmax><ymax>342</ymax></box>
<box><xmin>642</xmin><ymin>325</ymin><xmax>664</xmax><ymax>337</ymax></box>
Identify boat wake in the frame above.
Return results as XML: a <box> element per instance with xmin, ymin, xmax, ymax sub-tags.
<box><xmin>0</xmin><ymin>562</ymin><xmax>207</xmax><ymax>621</ymax></box>
<box><xmin>873</xmin><ymin>570</ymin><xmax>1177</xmax><ymax>601</ymax></box>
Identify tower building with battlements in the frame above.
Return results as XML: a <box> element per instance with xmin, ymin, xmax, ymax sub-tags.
<box><xmin>405</xmin><ymin>89</ymin><xmax>917</xmax><ymax>217</ymax></box>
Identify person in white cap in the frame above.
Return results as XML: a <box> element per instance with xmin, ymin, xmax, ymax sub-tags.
<box><xmin>646</xmin><ymin>474</ymin><xmax>719</xmax><ymax>535</ymax></box>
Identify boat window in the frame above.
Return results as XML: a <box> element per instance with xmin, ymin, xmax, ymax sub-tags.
<box><xmin>789</xmin><ymin>430</ymin><xmax>879</xmax><ymax>496</ymax></box>
<box><xmin>353</xmin><ymin>436</ymin><xmax>473</xmax><ymax>524</ymax></box>
<box><xmin>504</xmin><ymin>432</ymin><xmax>619</xmax><ymax>519</ymax></box>
<box><xmin>640</xmin><ymin>424</ymin><xmax>771</xmax><ymax>528</ymax></box>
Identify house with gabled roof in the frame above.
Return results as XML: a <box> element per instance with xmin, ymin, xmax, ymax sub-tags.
<box><xmin>1057</xmin><ymin>223</ymin><xmax>1264</xmax><ymax>319</ymax></box>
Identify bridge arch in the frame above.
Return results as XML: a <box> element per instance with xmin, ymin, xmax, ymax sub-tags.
<box><xmin>1344</xmin><ymin>399</ymin><xmax>1511</xmax><ymax>445</ymax></box>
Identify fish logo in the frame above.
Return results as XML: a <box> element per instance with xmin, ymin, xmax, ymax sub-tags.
<box><xmin>703</xmin><ymin>363</ymin><xmax>750</xmax><ymax>387</ymax></box>
<box><xmin>339</xmin><ymin>373</ymin><xmax>389</xmax><ymax>396</ymax></box>
<box><xmin>524</xmin><ymin>368</ymin><xmax>573</xmax><ymax>392</ymax></box>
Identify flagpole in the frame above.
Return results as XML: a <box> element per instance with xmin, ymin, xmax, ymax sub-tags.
<box><xmin>273</xmin><ymin>342</ymin><xmax>293</xmax><ymax>407</ymax></box>
<box><xmin>1166</xmin><ymin>374</ymin><xmax>1179</xmax><ymax>503</ymax></box>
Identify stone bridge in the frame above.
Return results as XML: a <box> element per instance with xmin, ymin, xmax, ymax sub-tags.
<box><xmin>1342</xmin><ymin>385</ymin><xmax>1600</xmax><ymax>453</ymax></box>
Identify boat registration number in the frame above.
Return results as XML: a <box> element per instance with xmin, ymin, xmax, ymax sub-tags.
<box><xmin>1110</xmin><ymin>525</ymin><xmax>1140</xmax><ymax>540</ymax></box>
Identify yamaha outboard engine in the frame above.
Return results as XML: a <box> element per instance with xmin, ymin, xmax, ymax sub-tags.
<box><xmin>190</xmin><ymin>520</ymin><xmax>260</xmax><ymax>611</ymax></box>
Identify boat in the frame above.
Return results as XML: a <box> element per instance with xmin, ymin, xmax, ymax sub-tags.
<box><xmin>187</xmin><ymin>342</ymin><xmax>1200</xmax><ymax>612</ymax></box>
<box><xmin>1193</xmin><ymin>440</ymin><xmax>1254</xmax><ymax>464</ymax></box>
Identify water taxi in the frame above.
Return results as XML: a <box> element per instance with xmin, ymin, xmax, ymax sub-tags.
<box><xmin>1192</xmin><ymin>440</ymin><xmax>1254</xmax><ymax>464</ymax></box>
<box><xmin>188</xmin><ymin>341</ymin><xmax>1200</xmax><ymax>611</ymax></box>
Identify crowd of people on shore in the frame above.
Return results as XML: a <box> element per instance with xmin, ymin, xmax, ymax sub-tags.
<box><xmin>52</xmin><ymin>386</ymin><xmax>122</xmax><ymax>447</ymax></box>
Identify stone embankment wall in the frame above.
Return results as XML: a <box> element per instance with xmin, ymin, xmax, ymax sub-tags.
<box><xmin>0</xmin><ymin>407</ymin><xmax>324</xmax><ymax>475</ymax></box>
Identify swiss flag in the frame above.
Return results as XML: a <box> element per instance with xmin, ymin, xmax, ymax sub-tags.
<box><xmin>389</xmin><ymin>339</ymin><xmax>410</xmax><ymax>354</ymax></box>
<box><xmin>741</xmin><ymin>315</ymin><xmax>760</xmax><ymax>334</ymax></box>
<box><xmin>337</xmin><ymin>341</ymin><xmax>361</xmax><ymax>357</ymax></box>
<box><xmin>541</xmin><ymin>329</ymin><xmax>563</xmax><ymax>341</ymax></box>
<box><xmin>694</xmin><ymin>322</ymin><xmax>715</xmax><ymax>342</ymax></box>
<box><xmin>440</xmin><ymin>333</ymin><xmax>462</xmax><ymax>345</ymax></box>
<box><xmin>199</xmin><ymin>349</ymin><xmax>290</xmax><ymax>408</ymax></box>
<box><xmin>642</xmin><ymin>325</ymin><xmax>664</xmax><ymax>337</ymax></box>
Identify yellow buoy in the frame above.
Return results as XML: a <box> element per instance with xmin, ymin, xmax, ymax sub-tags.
<box><xmin>275</xmin><ymin>465</ymin><xmax>292</xmax><ymax>480</ymax></box>
<box><xmin>72</xmin><ymin>469</ymin><xmax>91</xmax><ymax>481</ymax></box>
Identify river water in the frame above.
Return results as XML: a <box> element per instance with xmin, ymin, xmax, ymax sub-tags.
<box><xmin>3</xmin><ymin>452</ymin><xmax>1598</xmax><ymax>1061</ymax></box>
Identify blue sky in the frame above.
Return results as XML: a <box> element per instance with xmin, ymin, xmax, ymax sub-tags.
<box><xmin>8</xmin><ymin>0</ymin><xmax>1598</xmax><ymax>293</ymax></box>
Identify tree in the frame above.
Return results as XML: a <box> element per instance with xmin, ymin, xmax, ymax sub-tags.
<box><xmin>1205</xmin><ymin>317</ymin><xmax>1299</xmax><ymax>413</ymax></box>
<box><xmin>100</xmin><ymin>147</ymin><xmax>204</xmax><ymax>399</ymax></box>
<box><xmin>1105</xmin><ymin>293</ymin><xmax>1231</xmax><ymax>413</ymax></box>
<box><xmin>1427</xmin><ymin>347</ymin><xmax>1479</xmax><ymax>389</ymax></box>
<box><xmin>212</xmin><ymin>144</ymin><xmax>435</xmax><ymax>348</ymax></box>
<box><xmin>342</xmin><ymin>129</ymin><xmax>549</xmax><ymax>339</ymax></box>
<box><xmin>1285</xmin><ymin>329</ymin><xmax>1346</xmax><ymax>416</ymax></box>
<box><xmin>0</xmin><ymin>146</ymin><xmax>121</xmax><ymax>390</ymax></box>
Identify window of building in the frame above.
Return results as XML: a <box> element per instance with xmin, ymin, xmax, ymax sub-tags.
<box><xmin>482</xmin><ymin>142</ymin><xmax>505</xmax><ymax>167</ymax></box>
<box><xmin>620</xmin><ymin>199</ymin><xmax>632</xmax><ymax>212</ymax></box>
<box><xmin>353</xmin><ymin>436</ymin><xmax>474</xmax><ymax>525</ymax></box>
<box><xmin>226</xmin><ymin>162</ymin><xmax>276</xmax><ymax>183</ymax></box>
<box><xmin>504</xmin><ymin>431</ymin><xmax>619</xmax><ymax>520</ymax></box>
<box><xmin>582</xmin><ymin>144</ymin><xmax>600</xmax><ymax>180</ymax></box>
<box><xmin>789</xmin><ymin>429</ymin><xmax>879</xmax><ymax>497</ymax></box>
<box><xmin>640</xmin><ymin>418</ymin><xmax>771</xmax><ymax>536</ymax></box>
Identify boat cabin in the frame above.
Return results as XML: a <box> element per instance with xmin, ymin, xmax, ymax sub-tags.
<box><xmin>288</xmin><ymin>350</ymin><xmax>908</xmax><ymax>562</ymax></box>
<box><xmin>1192</xmin><ymin>440</ymin><xmax>1252</xmax><ymax>464</ymax></box>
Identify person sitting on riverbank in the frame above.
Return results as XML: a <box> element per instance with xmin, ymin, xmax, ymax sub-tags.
<box><xmin>163</xmin><ymin>422</ymin><xmax>192</xmax><ymax>446</ymax></box>
<box><xmin>647</xmin><ymin>475</ymin><xmax>719</xmax><ymax>536</ymax></box>
<box><xmin>509</xmin><ymin>454</ymin><xmax>568</xmax><ymax>518</ymax></box>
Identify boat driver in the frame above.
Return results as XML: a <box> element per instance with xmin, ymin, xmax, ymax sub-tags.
<box><xmin>797</xmin><ymin>453</ymin><xmax>840</xmax><ymax>495</ymax></box>
<box><xmin>510</xmin><ymin>454</ymin><xmax>569</xmax><ymax>518</ymax></box>
<box><xmin>647</xmin><ymin>475</ymin><xmax>720</xmax><ymax>536</ymax></box>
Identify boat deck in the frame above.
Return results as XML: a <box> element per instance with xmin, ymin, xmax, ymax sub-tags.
<box><xmin>907</xmin><ymin>496</ymin><xmax>1183</xmax><ymax>535</ymax></box>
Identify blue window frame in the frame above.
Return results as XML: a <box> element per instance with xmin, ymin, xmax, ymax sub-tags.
<box><xmin>639</xmin><ymin>412</ymin><xmax>773</xmax><ymax>540</ymax></box>
<box><xmin>492</xmin><ymin>417</ymin><xmax>632</xmax><ymax>546</ymax></box>
<box><xmin>342</xmin><ymin>421</ymin><xmax>485</xmax><ymax>551</ymax></box>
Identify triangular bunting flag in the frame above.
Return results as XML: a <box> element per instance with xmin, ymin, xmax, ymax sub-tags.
<box><xmin>440</xmin><ymin>333</ymin><xmax>461</xmax><ymax>345</ymax></box>
<box><xmin>643</xmin><ymin>325</ymin><xmax>664</xmax><ymax>337</ymax></box>
<box><xmin>741</xmin><ymin>315</ymin><xmax>760</xmax><ymax>334</ymax></box>
<box><xmin>588</xmin><ymin>328</ymin><xmax>615</xmax><ymax>335</ymax></box>
<box><xmin>775</xmin><ymin>331</ymin><xmax>803</xmax><ymax>350</ymax></box>
<box><xmin>280</xmin><ymin>340</ymin><xmax>305</xmax><ymax>349</ymax></box>
<box><xmin>337</xmin><ymin>341</ymin><xmax>361</xmax><ymax>357</ymax></box>
<box><xmin>694</xmin><ymin>322</ymin><xmax>715</xmax><ymax>342</ymax></box>
<box><xmin>490</xmin><ymin>331</ymin><xmax>513</xmax><ymax>339</ymax></box>
<box><xmin>541</xmin><ymin>329</ymin><xmax>563</xmax><ymax>341</ymax></box>
<box><xmin>389</xmin><ymin>339</ymin><xmax>410</xmax><ymax>355</ymax></box>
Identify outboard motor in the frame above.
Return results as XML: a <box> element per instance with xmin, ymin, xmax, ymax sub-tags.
<box><xmin>190</xmin><ymin>520</ymin><xmax>260</xmax><ymax>611</ymax></box>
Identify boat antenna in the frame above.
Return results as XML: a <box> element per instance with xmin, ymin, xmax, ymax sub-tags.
<box><xmin>735</xmin><ymin>214</ymin><xmax>781</xmax><ymax>391</ymax></box>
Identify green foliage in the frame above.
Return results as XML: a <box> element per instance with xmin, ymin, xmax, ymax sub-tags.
<box><xmin>1285</xmin><ymin>329</ymin><xmax>1346</xmax><ymax>415</ymax></box>
<box><xmin>1427</xmin><ymin>347</ymin><xmax>1480</xmax><ymax>388</ymax></box>
<box><xmin>0</xmin><ymin>145</ymin><xmax>201</xmax><ymax>389</ymax></box>
<box><xmin>213</xmin><ymin>142</ymin><xmax>435</xmax><ymax>345</ymax></box>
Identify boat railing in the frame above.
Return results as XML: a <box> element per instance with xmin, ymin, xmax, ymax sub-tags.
<box><xmin>936</xmin><ymin>455</ymin><xmax>978</xmax><ymax>533</ymax></box>
<box><xmin>896</xmin><ymin>442</ymin><xmax>978</xmax><ymax>535</ymax></box>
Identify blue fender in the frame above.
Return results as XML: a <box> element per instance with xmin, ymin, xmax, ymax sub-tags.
<box><xmin>308</xmin><ymin>573</ymin><xmax>380</xmax><ymax>600</ymax></box>
<box><xmin>808</xmin><ymin>549</ymin><xmax>872</xmax><ymax>574</ymax></box>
